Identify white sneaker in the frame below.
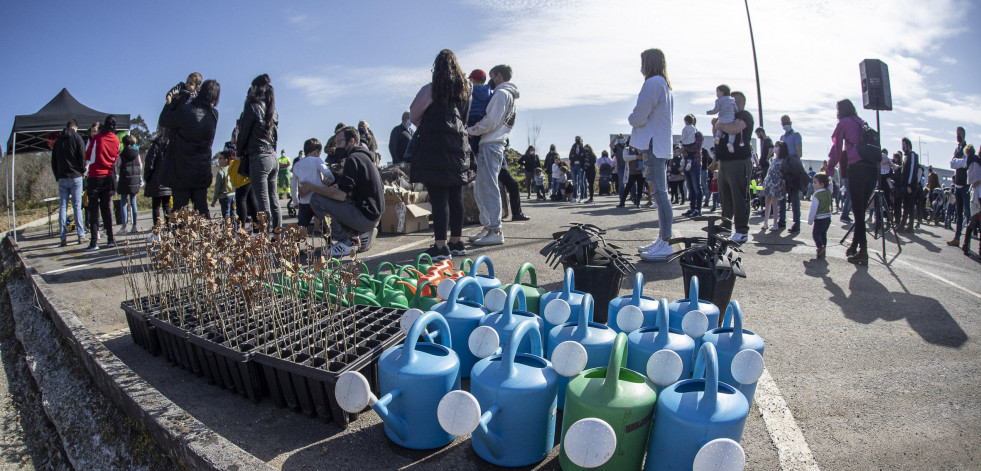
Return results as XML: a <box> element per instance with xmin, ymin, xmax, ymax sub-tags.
<box><xmin>714</xmin><ymin>137</ymin><xmax>721</xmax><ymax>145</ymax></box>
<box><xmin>638</xmin><ymin>239</ymin><xmax>663</xmax><ymax>253</ymax></box>
<box><xmin>116</xmin><ymin>228</ymin><xmax>128</xmax><ymax>236</ymax></box>
<box><xmin>646</xmin><ymin>201</ymin><xmax>657</xmax><ymax>208</ymax></box>
<box><xmin>731</xmin><ymin>232</ymin><xmax>748</xmax><ymax>243</ymax></box>
<box><xmin>640</xmin><ymin>240</ymin><xmax>674</xmax><ymax>261</ymax></box>
<box><xmin>468</xmin><ymin>227</ymin><xmax>489</xmax><ymax>243</ymax></box>
<box><xmin>329</xmin><ymin>238</ymin><xmax>360</xmax><ymax>257</ymax></box>
<box><xmin>473</xmin><ymin>230</ymin><xmax>504</xmax><ymax>246</ymax></box>
<box><xmin>727</xmin><ymin>143</ymin><xmax>735</xmax><ymax>153</ymax></box>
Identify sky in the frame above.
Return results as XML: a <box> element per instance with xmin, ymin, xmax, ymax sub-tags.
<box><xmin>2</xmin><ymin>0</ymin><xmax>980</xmax><ymax>170</ymax></box>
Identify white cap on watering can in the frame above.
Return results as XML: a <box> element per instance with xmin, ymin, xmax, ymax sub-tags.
<box><xmin>551</xmin><ymin>340</ymin><xmax>588</xmax><ymax>377</ymax></box>
<box><xmin>437</xmin><ymin>390</ymin><xmax>482</xmax><ymax>436</ymax></box>
<box><xmin>646</xmin><ymin>349</ymin><xmax>684</xmax><ymax>387</ymax></box>
<box><xmin>335</xmin><ymin>371</ymin><xmax>376</xmax><ymax>413</ymax></box>
<box><xmin>682</xmin><ymin>310</ymin><xmax>710</xmax><ymax>339</ymax></box>
<box><xmin>469</xmin><ymin>326</ymin><xmax>502</xmax><ymax>358</ymax></box>
<box><xmin>615</xmin><ymin>305</ymin><xmax>645</xmax><ymax>333</ymax></box>
<box><xmin>436</xmin><ymin>278</ymin><xmax>456</xmax><ymax>301</ymax></box>
<box><xmin>544</xmin><ymin>298</ymin><xmax>572</xmax><ymax>325</ymax></box>
<box><xmin>692</xmin><ymin>437</ymin><xmax>746</xmax><ymax>471</ymax></box>
<box><xmin>730</xmin><ymin>349</ymin><xmax>765</xmax><ymax>385</ymax></box>
<box><xmin>399</xmin><ymin>308</ymin><xmax>425</xmax><ymax>335</ymax></box>
<box><xmin>564</xmin><ymin>417</ymin><xmax>618</xmax><ymax>468</ymax></box>
<box><xmin>484</xmin><ymin>288</ymin><xmax>508</xmax><ymax>312</ymax></box>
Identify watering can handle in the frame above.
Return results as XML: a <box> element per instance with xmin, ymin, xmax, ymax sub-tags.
<box><xmin>415</xmin><ymin>252</ymin><xmax>433</xmax><ymax>270</ymax></box>
<box><xmin>417</xmin><ymin>280</ymin><xmax>437</xmax><ymax>299</ymax></box>
<box><xmin>602</xmin><ymin>333</ymin><xmax>630</xmax><ymax>398</ymax></box>
<box><xmin>502</xmin><ymin>320</ymin><xmax>543</xmax><ymax>377</ymax></box>
<box><xmin>395</xmin><ymin>281</ymin><xmax>416</xmax><ymax>295</ymax></box>
<box><xmin>631</xmin><ymin>272</ymin><xmax>644</xmax><ymax>305</ymax></box>
<box><xmin>375</xmin><ymin>261</ymin><xmax>397</xmax><ymax>278</ymax></box>
<box><xmin>447</xmin><ymin>276</ymin><xmax>485</xmax><ymax>311</ymax></box>
<box><xmin>514</xmin><ymin>262</ymin><xmax>538</xmax><ymax>286</ymax></box>
<box><xmin>562</xmin><ymin>267</ymin><xmax>575</xmax><ymax>297</ymax></box>
<box><xmin>396</xmin><ymin>264</ymin><xmax>418</xmax><ymax>279</ymax></box>
<box><xmin>656</xmin><ymin>298</ymin><xmax>670</xmax><ymax>341</ymax></box>
<box><xmin>357</xmin><ymin>261</ymin><xmax>369</xmax><ymax>277</ymax></box>
<box><xmin>502</xmin><ymin>285</ymin><xmax>527</xmax><ymax>323</ymax></box>
<box><xmin>689</xmin><ymin>276</ymin><xmax>700</xmax><ymax>304</ymax></box>
<box><xmin>461</xmin><ymin>258</ymin><xmax>474</xmax><ymax>273</ymax></box>
<box><xmin>721</xmin><ymin>301</ymin><xmax>743</xmax><ymax>340</ymax></box>
<box><xmin>692</xmin><ymin>342</ymin><xmax>720</xmax><ymax>409</ymax></box>
<box><xmin>403</xmin><ymin>312</ymin><xmax>453</xmax><ymax>366</ymax></box>
<box><xmin>577</xmin><ymin>293</ymin><xmax>594</xmax><ymax>332</ymax></box>
<box><xmin>469</xmin><ymin>255</ymin><xmax>495</xmax><ymax>278</ymax></box>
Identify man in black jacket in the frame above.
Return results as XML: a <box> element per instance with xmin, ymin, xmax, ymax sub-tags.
<box><xmin>51</xmin><ymin>119</ymin><xmax>87</xmax><ymax>246</ymax></box>
<box><xmin>388</xmin><ymin>112</ymin><xmax>412</xmax><ymax>165</ymax></box>
<box><xmin>158</xmin><ymin>79</ymin><xmax>220</xmax><ymax>218</ymax></box>
<box><xmin>302</xmin><ymin>126</ymin><xmax>384</xmax><ymax>257</ymax></box>
<box><xmin>896</xmin><ymin>137</ymin><xmax>921</xmax><ymax>233</ymax></box>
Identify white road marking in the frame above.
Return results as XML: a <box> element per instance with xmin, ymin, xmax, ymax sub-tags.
<box><xmin>360</xmin><ymin>237</ymin><xmax>431</xmax><ymax>261</ymax></box>
<box><xmin>42</xmin><ymin>255</ymin><xmax>127</xmax><ymax>275</ymax></box>
<box><xmin>755</xmin><ymin>369</ymin><xmax>821</xmax><ymax>471</ymax></box>
<box><xmin>889</xmin><ymin>256</ymin><xmax>981</xmax><ymax>300</ymax></box>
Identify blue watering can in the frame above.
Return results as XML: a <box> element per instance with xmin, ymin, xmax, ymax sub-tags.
<box><xmin>624</xmin><ymin>298</ymin><xmax>704</xmax><ymax>387</ymax></box>
<box><xmin>436</xmin><ymin>321</ymin><xmax>586</xmax><ymax>467</ymax></box>
<box><xmin>539</xmin><ymin>268</ymin><xmax>587</xmax><ymax>348</ymax></box>
<box><xmin>608</xmin><ymin>272</ymin><xmax>661</xmax><ymax>333</ymax></box>
<box><xmin>479</xmin><ymin>285</ymin><xmax>544</xmax><ymax>355</ymax></box>
<box><xmin>335</xmin><ymin>311</ymin><xmax>460</xmax><ymax>450</ymax></box>
<box><xmin>468</xmin><ymin>255</ymin><xmax>502</xmax><ymax>294</ymax></box>
<box><xmin>644</xmin><ymin>342</ymin><xmax>763</xmax><ymax>471</ymax></box>
<box><xmin>667</xmin><ymin>277</ymin><xmax>720</xmax><ymax>332</ymax></box>
<box><xmin>701</xmin><ymin>300</ymin><xmax>765</xmax><ymax>405</ymax></box>
<box><xmin>429</xmin><ymin>276</ymin><xmax>490</xmax><ymax>378</ymax></box>
<box><xmin>545</xmin><ymin>294</ymin><xmax>616</xmax><ymax>410</ymax></box>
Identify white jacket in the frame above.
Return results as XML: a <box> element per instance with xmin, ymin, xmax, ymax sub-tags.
<box><xmin>628</xmin><ymin>75</ymin><xmax>673</xmax><ymax>159</ymax></box>
<box><xmin>468</xmin><ymin>82</ymin><xmax>519</xmax><ymax>145</ymax></box>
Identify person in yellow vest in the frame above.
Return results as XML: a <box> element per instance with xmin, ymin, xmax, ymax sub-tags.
<box><xmin>277</xmin><ymin>150</ymin><xmax>291</xmax><ymax>198</ymax></box>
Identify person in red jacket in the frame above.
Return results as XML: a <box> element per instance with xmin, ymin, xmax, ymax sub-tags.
<box><xmin>84</xmin><ymin>116</ymin><xmax>120</xmax><ymax>251</ymax></box>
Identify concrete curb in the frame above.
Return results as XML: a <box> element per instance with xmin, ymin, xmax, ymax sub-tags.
<box><xmin>3</xmin><ymin>233</ymin><xmax>272</xmax><ymax>471</ymax></box>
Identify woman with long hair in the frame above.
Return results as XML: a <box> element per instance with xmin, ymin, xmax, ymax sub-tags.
<box><xmin>116</xmin><ymin>134</ymin><xmax>142</xmax><ymax>234</ymax></box>
<box><xmin>408</xmin><ymin>49</ymin><xmax>474</xmax><ymax>260</ymax></box>
<box><xmin>143</xmin><ymin>126</ymin><xmax>172</xmax><ymax>228</ymax></box>
<box><xmin>629</xmin><ymin>48</ymin><xmax>675</xmax><ymax>261</ymax></box>
<box><xmin>236</xmin><ymin>74</ymin><xmax>280</xmax><ymax>230</ymax></box>
<box><xmin>827</xmin><ymin>98</ymin><xmax>877</xmax><ymax>265</ymax></box>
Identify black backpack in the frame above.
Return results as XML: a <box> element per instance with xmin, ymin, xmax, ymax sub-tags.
<box><xmin>849</xmin><ymin>117</ymin><xmax>881</xmax><ymax>165</ymax></box>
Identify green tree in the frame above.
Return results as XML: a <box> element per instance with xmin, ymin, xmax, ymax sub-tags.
<box><xmin>129</xmin><ymin>115</ymin><xmax>153</xmax><ymax>154</ymax></box>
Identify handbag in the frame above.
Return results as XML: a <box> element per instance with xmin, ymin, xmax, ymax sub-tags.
<box><xmin>229</xmin><ymin>157</ymin><xmax>251</xmax><ymax>188</ymax></box>
<box><xmin>236</xmin><ymin>153</ymin><xmax>251</xmax><ymax>179</ymax></box>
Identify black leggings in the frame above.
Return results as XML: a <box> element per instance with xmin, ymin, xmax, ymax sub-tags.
<box><xmin>585</xmin><ymin>169</ymin><xmax>596</xmax><ymax>199</ymax></box>
<box><xmin>498</xmin><ymin>168</ymin><xmax>522</xmax><ymax>217</ymax></box>
<box><xmin>151</xmin><ymin>196</ymin><xmax>172</xmax><ymax>227</ymax></box>
<box><xmin>427</xmin><ymin>184</ymin><xmax>463</xmax><ymax>241</ymax></box>
<box><xmin>172</xmin><ymin>189</ymin><xmax>210</xmax><ymax>218</ymax></box>
<box><xmin>848</xmin><ymin>161</ymin><xmax>878</xmax><ymax>251</ymax></box>
<box><xmin>235</xmin><ymin>183</ymin><xmax>258</xmax><ymax>227</ymax></box>
<box><xmin>621</xmin><ymin>174</ymin><xmax>645</xmax><ymax>205</ymax></box>
<box><xmin>88</xmin><ymin>191</ymin><xmax>114</xmax><ymax>244</ymax></box>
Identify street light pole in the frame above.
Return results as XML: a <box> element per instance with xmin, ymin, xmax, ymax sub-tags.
<box><xmin>744</xmin><ymin>0</ymin><xmax>763</xmax><ymax>127</ymax></box>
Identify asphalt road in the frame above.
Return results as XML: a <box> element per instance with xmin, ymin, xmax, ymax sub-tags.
<box><xmin>12</xmin><ymin>190</ymin><xmax>981</xmax><ymax>470</ymax></box>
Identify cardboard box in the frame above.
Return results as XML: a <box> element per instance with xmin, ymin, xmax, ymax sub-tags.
<box><xmin>380</xmin><ymin>201</ymin><xmax>432</xmax><ymax>234</ymax></box>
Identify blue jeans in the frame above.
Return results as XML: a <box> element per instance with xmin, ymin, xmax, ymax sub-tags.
<box><xmin>474</xmin><ymin>141</ymin><xmax>505</xmax><ymax>231</ymax></box>
<box><xmin>58</xmin><ymin>177</ymin><xmax>85</xmax><ymax>241</ymax></box>
<box><xmin>779</xmin><ymin>190</ymin><xmax>801</xmax><ymax>225</ymax></box>
<box><xmin>120</xmin><ymin>193</ymin><xmax>137</xmax><ymax>228</ymax></box>
<box><xmin>953</xmin><ymin>185</ymin><xmax>970</xmax><ymax>239</ymax></box>
<box><xmin>841</xmin><ymin>177</ymin><xmax>852</xmax><ymax>216</ymax></box>
<box><xmin>219</xmin><ymin>196</ymin><xmax>234</xmax><ymax>220</ymax></box>
<box><xmin>249</xmin><ymin>153</ymin><xmax>281</xmax><ymax>229</ymax></box>
<box><xmin>687</xmin><ymin>160</ymin><xmax>702</xmax><ymax>212</ymax></box>
<box><xmin>643</xmin><ymin>150</ymin><xmax>672</xmax><ymax>241</ymax></box>
<box><xmin>572</xmin><ymin>164</ymin><xmax>585</xmax><ymax>200</ymax></box>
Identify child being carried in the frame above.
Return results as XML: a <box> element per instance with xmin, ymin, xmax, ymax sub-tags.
<box><xmin>707</xmin><ymin>84</ymin><xmax>740</xmax><ymax>153</ymax></box>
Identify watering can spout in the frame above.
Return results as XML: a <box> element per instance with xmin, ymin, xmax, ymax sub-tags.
<box><xmin>372</xmin><ymin>389</ymin><xmax>409</xmax><ymax>441</ymax></box>
<box><xmin>473</xmin><ymin>404</ymin><xmax>506</xmax><ymax>459</ymax></box>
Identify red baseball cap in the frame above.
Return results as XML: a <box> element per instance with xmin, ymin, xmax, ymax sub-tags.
<box><xmin>469</xmin><ymin>69</ymin><xmax>486</xmax><ymax>83</ymax></box>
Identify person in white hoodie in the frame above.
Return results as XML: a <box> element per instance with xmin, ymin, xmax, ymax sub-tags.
<box><xmin>466</xmin><ymin>64</ymin><xmax>519</xmax><ymax>246</ymax></box>
<box><xmin>628</xmin><ymin>48</ymin><xmax>675</xmax><ymax>262</ymax></box>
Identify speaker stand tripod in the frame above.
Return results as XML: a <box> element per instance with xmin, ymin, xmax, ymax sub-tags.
<box><xmin>840</xmin><ymin>179</ymin><xmax>902</xmax><ymax>259</ymax></box>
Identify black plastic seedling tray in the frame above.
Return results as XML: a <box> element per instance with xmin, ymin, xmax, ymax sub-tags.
<box><xmin>254</xmin><ymin>305</ymin><xmax>406</xmax><ymax>427</ymax></box>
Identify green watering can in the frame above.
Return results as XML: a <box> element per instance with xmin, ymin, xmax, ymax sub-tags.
<box><xmin>559</xmin><ymin>332</ymin><xmax>658</xmax><ymax>470</ymax></box>
<box><xmin>401</xmin><ymin>280</ymin><xmax>440</xmax><ymax>311</ymax></box>
<box><xmin>415</xmin><ymin>252</ymin><xmax>434</xmax><ymax>272</ymax></box>
<box><xmin>379</xmin><ymin>276</ymin><xmax>410</xmax><ymax>308</ymax></box>
<box><xmin>502</xmin><ymin>263</ymin><xmax>546</xmax><ymax>314</ymax></box>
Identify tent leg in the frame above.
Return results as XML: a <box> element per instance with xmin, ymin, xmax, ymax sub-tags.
<box><xmin>10</xmin><ymin>133</ymin><xmax>15</xmax><ymax>243</ymax></box>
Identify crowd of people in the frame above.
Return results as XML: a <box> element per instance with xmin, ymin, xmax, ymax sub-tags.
<box><xmin>48</xmin><ymin>50</ymin><xmax>981</xmax><ymax>266</ymax></box>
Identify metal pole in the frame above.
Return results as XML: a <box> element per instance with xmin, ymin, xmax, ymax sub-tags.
<box><xmin>744</xmin><ymin>0</ymin><xmax>764</xmax><ymax>126</ymax></box>
<box><xmin>11</xmin><ymin>133</ymin><xmax>16</xmax><ymax>242</ymax></box>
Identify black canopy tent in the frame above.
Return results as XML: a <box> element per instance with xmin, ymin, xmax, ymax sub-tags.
<box><xmin>4</xmin><ymin>89</ymin><xmax>130</xmax><ymax>240</ymax></box>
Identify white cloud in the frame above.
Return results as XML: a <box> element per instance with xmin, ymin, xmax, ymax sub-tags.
<box><xmin>940</xmin><ymin>56</ymin><xmax>958</xmax><ymax>65</ymax></box>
